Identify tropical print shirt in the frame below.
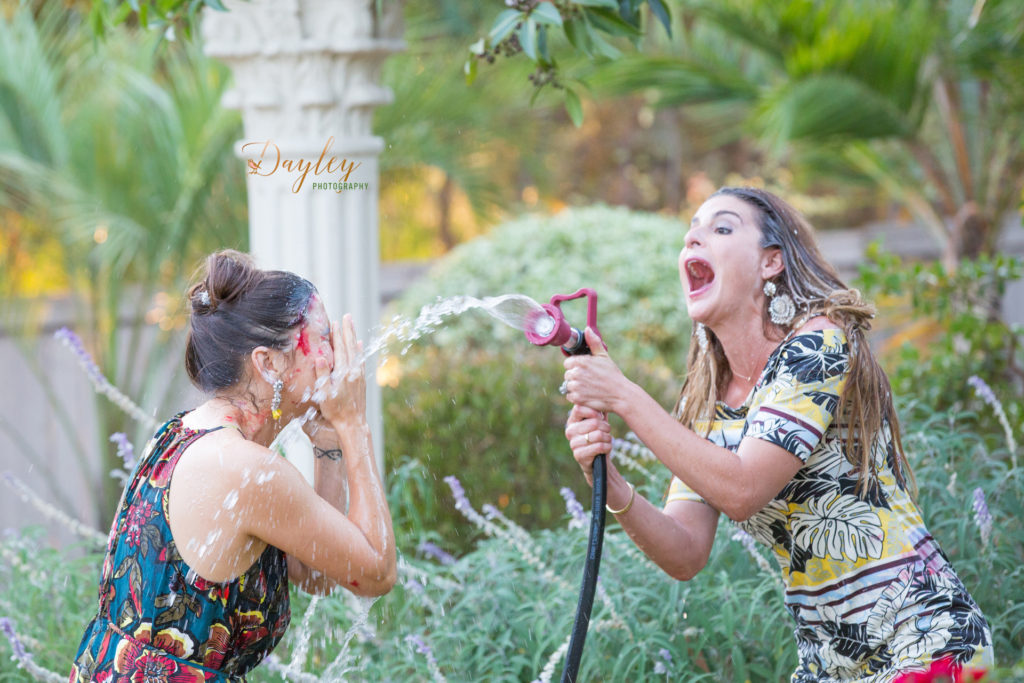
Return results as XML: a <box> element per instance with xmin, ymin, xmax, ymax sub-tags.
<box><xmin>70</xmin><ymin>413</ymin><xmax>291</xmax><ymax>682</ymax></box>
<box><xmin>667</xmin><ymin>329</ymin><xmax>992</xmax><ymax>681</ymax></box>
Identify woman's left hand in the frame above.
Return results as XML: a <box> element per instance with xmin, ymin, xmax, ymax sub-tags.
<box><xmin>563</xmin><ymin>327</ymin><xmax>632</xmax><ymax>415</ymax></box>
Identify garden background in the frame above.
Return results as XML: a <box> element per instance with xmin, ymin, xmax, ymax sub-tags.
<box><xmin>1</xmin><ymin>0</ymin><xmax>1023</xmax><ymax>680</ymax></box>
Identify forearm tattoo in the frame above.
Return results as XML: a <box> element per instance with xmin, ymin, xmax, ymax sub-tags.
<box><xmin>314</xmin><ymin>447</ymin><xmax>343</xmax><ymax>461</ymax></box>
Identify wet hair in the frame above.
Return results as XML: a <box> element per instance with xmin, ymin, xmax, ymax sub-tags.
<box><xmin>185</xmin><ymin>250</ymin><xmax>316</xmax><ymax>393</ymax></box>
<box><xmin>675</xmin><ymin>186</ymin><xmax>915</xmax><ymax>498</ymax></box>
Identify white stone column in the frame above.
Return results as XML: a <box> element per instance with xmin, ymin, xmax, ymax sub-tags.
<box><xmin>202</xmin><ymin>0</ymin><xmax>403</xmax><ymax>469</ymax></box>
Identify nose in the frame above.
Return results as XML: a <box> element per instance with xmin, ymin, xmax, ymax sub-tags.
<box><xmin>684</xmin><ymin>226</ymin><xmax>702</xmax><ymax>249</ymax></box>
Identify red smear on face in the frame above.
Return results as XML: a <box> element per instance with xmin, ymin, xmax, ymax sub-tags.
<box><xmin>350</xmin><ymin>580</ymin><xmax>359</xmax><ymax>588</ymax></box>
<box><xmin>296</xmin><ymin>327</ymin><xmax>312</xmax><ymax>356</ymax></box>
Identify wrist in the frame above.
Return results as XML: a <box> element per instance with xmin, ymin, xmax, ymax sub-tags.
<box><xmin>328</xmin><ymin>415</ymin><xmax>369</xmax><ymax>432</ymax></box>
<box><xmin>613</xmin><ymin>380</ymin><xmax>642</xmax><ymax>420</ymax></box>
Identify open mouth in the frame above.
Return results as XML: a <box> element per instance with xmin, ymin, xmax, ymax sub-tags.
<box><xmin>684</xmin><ymin>257</ymin><xmax>715</xmax><ymax>296</ymax></box>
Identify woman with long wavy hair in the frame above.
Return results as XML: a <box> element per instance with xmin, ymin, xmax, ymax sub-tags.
<box><xmin>562</xmin><ymin>187</ymin><xmax>992</xmax><ymax>681</ymax></box>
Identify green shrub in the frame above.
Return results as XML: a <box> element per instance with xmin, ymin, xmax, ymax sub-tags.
<box><xmin>382</xmin><ymin>206</ymin><xmax>691</xmax><ymax>549</ymax></box>
<box><xmin>855</xmin><ymin>247</ymin><xmax>1024</xmax><ymax>447</ymax></box>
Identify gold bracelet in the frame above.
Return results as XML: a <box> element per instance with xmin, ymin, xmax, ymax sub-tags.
<box><xmin>606</xmin><ymin>482</ymin><xmax>636</xmax><ymax>515</ymax></box>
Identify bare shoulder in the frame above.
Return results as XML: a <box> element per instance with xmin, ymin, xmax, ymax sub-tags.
<box><xmin>172</xmin><ymin>429</ymin><xmax>296</xmax><ymax>501</ymax></box>
<box><xmin>794</xmin><ymin>315</ymin><xmax>841</xmax><ymax>335</ymax></box>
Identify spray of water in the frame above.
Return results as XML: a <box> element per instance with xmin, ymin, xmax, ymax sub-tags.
<box><xmin>359</xmin><ymin>294</ymin><xmax>549</xmax><ymax>365</ymax></box>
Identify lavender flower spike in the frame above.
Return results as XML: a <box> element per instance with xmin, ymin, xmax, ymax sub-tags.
<box><xmin>972</xmin><ymin>487</ymin><xmax>993</xmax><ymax>548</ymax></box>
<box><xmin>406</xmin><ymin>633</ymin><xmax>446</xmax><ymax>682</ymax></box>
<box><xmin>54</xmin><ymin>327</ymin><xmax>157</xmax><ymax>428</ymax></box>
<box><xmin>417</xmin><ymin>541</ymin><xmax>456</xmax><ymax>566</ymax></box>
<box><xmin>967</xmin><ymin>375</ymin><xmax>998</xmax><ymax>407</ymax></box>
<box><xmin>0</xmin><ymin>616</ymin><xmax>32</xmax><ymax>665</ymax></box>
<box><xmin>560</xmin><ymin>487</ymin><xmax>588</xmax><ymax>530</ymax></box>
<box><xmin>443</xmin><ymin>475</ymin><xmax>469</xmax><ymax>512</ymax></box>
<box><xmin>54</xmin><ymin>327</ymin><xmax>109</xmax><ymax>387</ymax></box>
<box><xmin>109</xmin><ymin>432</ymin><xmax>136</xmax><ymax>469</ymax></box>
<box><xmin>968</xmin><ymin>375</ymin><xmax>1018</xmax><ymax>455</ymax></box>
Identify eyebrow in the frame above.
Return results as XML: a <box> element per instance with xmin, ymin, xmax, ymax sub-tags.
<box><xmin>690</xmin><ymin>209</ymin><xmax>743</xmax><ymax>226</ymax></box>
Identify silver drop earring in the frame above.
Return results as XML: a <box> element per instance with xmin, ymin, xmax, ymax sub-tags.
<box><xmin>271</xmin><ymin>379</ymin><xmax>283</xmax><ymax>421</ymax></box>
<box><xmin>763</xmin><ymin>279</ymin><xmax>796</xmax><ymax>326</ymax></box>
<box><xmin>695</xmin><ymin>322</ymin><xmax>709</xmax><ymax>352</ymax></box>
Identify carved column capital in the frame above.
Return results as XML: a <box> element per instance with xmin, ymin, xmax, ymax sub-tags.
<box><xmin>202</xmin><ymin>0</ymin><xmax>404</xmax><ymax>154</ymax></box>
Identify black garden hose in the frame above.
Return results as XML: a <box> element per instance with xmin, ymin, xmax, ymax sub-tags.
<box><xmin>560</xmin><ymin>444</ymin><xmax>608</xmax><ymax>682</ymax></box>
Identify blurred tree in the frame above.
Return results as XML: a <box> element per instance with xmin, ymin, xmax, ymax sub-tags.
<box><xmin>471</xmin><ymin>0</ymin><xmax>1024</xmax><ymax>267</ymax></box>
<box><xmin>375</xmin><ymin>0</ymin><xmax>571</xmax><ymax>260</ymax></box>
<box><xmin>0</xmin><ymin>3</ymin><xmax>247</xmax><ymax>521</ymax></box>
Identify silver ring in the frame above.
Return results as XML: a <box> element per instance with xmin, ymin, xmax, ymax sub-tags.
<box><xmin>559</xmin><ymin>381</ymin><xmax>569</xmax><ymax>396</ymax></box>
<box><xmin>585</xmin><ymin>433</ymin><xmax>591</xmax><ymax>444</ymax></box>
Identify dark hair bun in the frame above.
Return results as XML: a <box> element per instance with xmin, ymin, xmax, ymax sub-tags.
<box><xmin>185</xmin><ymin>250</ymin><xmax>316</xmax><ymax>392</ymax></box>
<box><xmin>188</xmin><ymin>250</ymin><xmax>259</xmax><ymax>315</ymax></box>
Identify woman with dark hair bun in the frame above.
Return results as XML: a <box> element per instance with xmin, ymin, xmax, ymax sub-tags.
<box><xmin>562</xmin><ymin>188</ymin><xmax>992</xmax><ymax>681</ymax></box>
<box><xmin>70</xmin><ymin>249</ymin><xmax>395</xmax><ymax>682</ymax></box>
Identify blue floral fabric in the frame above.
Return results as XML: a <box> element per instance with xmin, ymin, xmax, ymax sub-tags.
<box><xmin>69</xmin><ymin>413</ymin><xmax>291</xmax><ymax>682</ymax></box>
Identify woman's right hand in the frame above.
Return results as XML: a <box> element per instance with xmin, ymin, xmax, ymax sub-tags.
<box><xmin>565</xmin><ymin>404</ymin><xmax>613</xmax><ymax>486</ymax></box>
<box><xmin>315</xmin><ymin>314</ymin><xmax>366</xmax><ymax>427</ymax></box>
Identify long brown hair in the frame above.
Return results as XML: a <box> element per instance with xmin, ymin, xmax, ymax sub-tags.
<box><xmin>675</xmin><ymin>187</ymin><xmax>915</xmax><ymax>497</ymax></box>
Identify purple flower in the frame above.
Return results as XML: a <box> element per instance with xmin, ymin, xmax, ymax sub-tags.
<box><xmin>444</xmin><ymin>475</ymin><xmax>469</xmax><ymax>512</ymax></box>
<box><xmin>972</xmin><ymin>487</ymin><xmax>993</xmax><ymax>547</ymax></box>
<box><xmin>405</xmin><ymin>633</ymin><xmax>439</xmax><ymax>668</ymax></box>
<box><xmin>0</xmin><ymin>617</ymin><xmax>31</xmax><ymax>666</ymax></box>
<box><xmin>559</xmin><ymin>487</ymin><xmax>587</xmax><ymax>530</ymax></box>
<box><xmin>109</xmin><ymin>432</ymin><xmax>136</xmax><ymax>469</ymax></box>
<box><xmin>417</xmin><ymin>541</ymin><xmax>455</xmax><ymax>566</ymax></box>
<box><xmin>967</xmin><ymin>375</ymin><xmax>998</xmax><ymax>408</ymax></box>
<box><xmin>653</xmin><ymin>647</ymin><xmax>673</xmax><ymax>674</ymax></box>
<box><xmin>54</xmin><ymin>328</ymin><xmax>109</xmax><ymax>388</ymax></box>
<box><xmin>731</xmin><ymin>527</ymin><xmax>758</xmax><ymax>554</ymax></box>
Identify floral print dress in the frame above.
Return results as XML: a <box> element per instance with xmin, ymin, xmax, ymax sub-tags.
<box><xmin>667</xmin><ymin>329</ymin><xmax>992</xmax><ymax>681</ymax></box>
<box><xmin>70</xmin><ymin>413</ymin><xmax>291</xmax><ymax>682</ymax></box>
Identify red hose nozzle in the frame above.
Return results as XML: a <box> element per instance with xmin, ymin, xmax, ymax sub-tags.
<box><xmin>525</xmin><ymin>289</ymin><xmax>602</xmax><ymax>356</ymax></box>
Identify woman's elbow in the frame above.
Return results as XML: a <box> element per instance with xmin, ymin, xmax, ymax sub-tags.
<box><xmin>721</xmin><ymin>492</ymin><xmax>763</xmax><ymax>523</ymax></box>
<box><xmin>664</xmin><ymin>554</ymin><xmax>708</xmax><ymax>582</ymax></box>
<box><xmin>351</xmin><ymin>554</ymin><xmax>398</xmax><ymax>597</ymax></box>
<box><xmin>348</xmin><ymin>568</ymin><xmax>397</xmax><ymax>597</ymax></box>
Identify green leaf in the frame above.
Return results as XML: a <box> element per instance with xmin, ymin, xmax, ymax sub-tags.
<box><xmin>574</xmin><ymin>0</ymin><xmax>619</xmax><ymax>8</ymax></box>
<box><xmin>589</xmin><ymin>28</ymin><xmax>622</xmax><ymax>59</ymax></box>
<box><xmin>88</xmin><ymin>3</ymin><xmax>106</xmax><ymax>38</ymax></box>
<box><xmin>564</xmin><ymin>17</ymin><xmax>594</xmax><ymax>57</ymax></box>
<box><xmin>464</xmin><ymin>56</ymin><xmax>478</xmax><ymax>85</ymax></box>
<box><xmin>538</xmin><ymin>25</ymin><xmax>550</xmax><ymax>62</ymax></box>
<box><xmin>205</xmin><ymin>0</ymin><xmax>228</xmax><ymax>10</ymax></box>
<box><xmin>519</xmin><ymin>19</ymin><xmax>538</xmax><ymax>61</ymax></box>
<box><xmin>647</xmin><ymin>0</ymin><xmax>672</xmax><ymax>37</ymax></box>
<box><xmin>584</xmin><ymin>7</ymin><xmax>642</xmax><ymax>38</ymax></box>
<box><xmin>139</xmin><ymin>3</ymin><xmax>149</xmax><ymax>27</ymax></box>
<box><xmin>489</xmin><ymin>9</ymin><xmax>522</xmax><ymax>45</ymax></box>
<box><xmin>564</xmin><ymin>88</ymin><xmax>583</xmax><ymax>127</ymax></box>
<box><xmin>532</xmin><ymin>2</ymin><xmax>563</xmax><ymax>27</ymax></box>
